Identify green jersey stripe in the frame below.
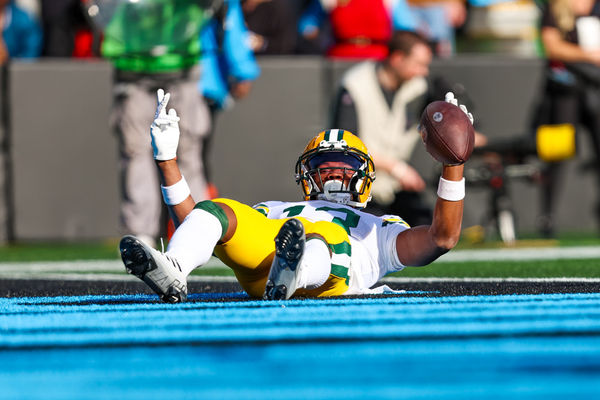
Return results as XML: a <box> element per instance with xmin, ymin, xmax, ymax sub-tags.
<box><xmin>331</xmin><ymin>263</ymin><xmax>350</xmax><ymax>285</ymax></box>
<box><xmin>330</xmin><ymin>241</ymin><xmax>351</xmax><ymax>256</ymax></box>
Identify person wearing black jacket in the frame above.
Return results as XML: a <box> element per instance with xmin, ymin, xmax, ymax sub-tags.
<box><xmin>536</xmin><ymin>0</ymin><xmax>600</xmax><ymax>236</ymax></box>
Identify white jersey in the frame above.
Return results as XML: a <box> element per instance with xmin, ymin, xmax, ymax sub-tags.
<box><xmin>253</xmin><ymin>200</ymin><xmax>410</xmax><ymax>293</ymax></box>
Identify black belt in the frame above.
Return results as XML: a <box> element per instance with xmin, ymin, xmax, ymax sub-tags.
<box><xmin>115</xmin><ymin>68</ymin><xmax>193</xmax><ymax>83</ymax></box>
<box><xmin>342</xmin><ymin>37</ymin><xmax>388</xmax><ymax>46</ymax></box>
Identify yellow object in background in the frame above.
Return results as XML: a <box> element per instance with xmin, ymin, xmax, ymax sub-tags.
<box><xmin>536</xmin><ymin>124</ymin><xmax>576</xmax><ymax>162</ymax></box>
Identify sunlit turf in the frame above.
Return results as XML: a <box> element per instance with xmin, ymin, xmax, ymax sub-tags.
<box><xmin>456</xmin><ymin>230</ymin><xmax>600</xmax><ymax>249</ymax></box>
<box><xmin>392</xmin><ymin>258</ymin><xmax>600</xmax><ymax>278</ymax></box>
<box><xmin>0</xmin><ymin>240</ymin><xmax>120</xmax><ymax>262</ymax></box>
<box><xmin>34</xmin><ymin>260</ymin><xmax>598</xmax><ymax>279</ymax></box>
<box><xmin>188</xmin><ymin>258</ymin><xmax>600</xmax><ymax>278</ymax></box>
<box><xmin>1</xmin><ymin>232</ymin><xmax>599</xmax><ymax>262</ymax></box>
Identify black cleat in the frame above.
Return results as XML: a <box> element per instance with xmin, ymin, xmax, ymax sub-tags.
<box><xmin>263</xmin><ymin>219</ymin><xmax>305</xmax><ymax>300</ymax></box>
<box><xmin>120</xmin><ymin>235</ymin><xmax>188</xmax><ymax>303</ymax></box>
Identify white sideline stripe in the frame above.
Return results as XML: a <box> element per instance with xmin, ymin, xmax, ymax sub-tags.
<box><xmin>0</xmin><ymin>272</ymin><xmax>598</xmax><ymax>284</ymax></box>
<box><xmin>0</xmin><ymin>272</ymin><xmax>239</xmax><ymax>282</ymax></box>
<box><xmin>0</xmin><ymin>258</ymin><xmax>228</xmax><ymax>273</ymax></box>
<box><xmin>381</xmin><ymin>277</ymin><xmax>600</xmax><ymax>283</ymax></box>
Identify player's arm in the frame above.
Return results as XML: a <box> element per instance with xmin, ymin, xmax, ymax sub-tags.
<box><xmin>151</xmin><ymin>89</ymin><xmax>195</xmax><ymax>227</ymax></box>
<box><xmin>394</xmin><ymin>92</ymin><xmax>471</xmax><ymax>266</ymax></box>
<box><xmin>155</xmin><ymin>160</ymin><xmax>195</xmax><ymax>226</ymax></box>
<box><xmin>541</xmin><ymin>26</ymin><xmax>600</xmax><ymax>65</ymax></box>
<box><xmin>394</xmin><ymin>164</ymin><xmax>464</xmax><ymax>266</ymax></box>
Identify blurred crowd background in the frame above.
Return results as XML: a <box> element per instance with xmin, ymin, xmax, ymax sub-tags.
<box><xmin>6</xmin><ymin>0</ymin><xmax>542</xmax><ymax>61</ymax></box>
<box><xmin>3</xmin><ymin>0</ymin><xmax>600</xmax><ymax>246</ymax></box>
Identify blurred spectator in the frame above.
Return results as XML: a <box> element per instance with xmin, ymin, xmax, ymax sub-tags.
<box><xmin>15</xmin><ymin>0</ymin><xmax>38</xmax><ymax>16</ymax></box>
<box><xmin>296</xmin><ymin>0</ymin><xmax>333</xmax><ymax>54</ymax></box>
<box><xmin>199</xmin><ymin>0</ymin><xmax>260</xmax><ymax>197</ymax></box>
<box><xmin>330</xmin><ymin>30</ymin><xmax>485</xmax><ymax>225</ymax></box>
<box><xmin>242</xmin><ymin>0</ymin><xmax>296</xmax><ymax>54</ymax></box>
<box><xmin>298</xmin><ymin>0</ymin><xmax>418</xmax><ymax>59</ymax></box>
<box><xmin>408</xmin><ymin>0</ymin><xmax>468</xmax><ymax>57</ymax></box>
<box><xmin>0</xmin><ymin>0</ymin><xmax>42</xmax><ymax>64</ymax></box>
<box><xmin>298</xmin><ymin>0</ymin><xmax>511</xmax><ymax>58</ymax></box>
<box><xmin>97</xmin><ymin>0</ymin><xmax>214</xmax><ymax>246</ymax></box>
<box><xmin>330</xmin><ymin>30</ymin><xmax>434</xmax><ymax>225</ymax></box>
<box><xmin>534</xmin><ymin>0</ymin><xmax>600</xmax><ymax>236</ymax></box>
<box><xmin>40</xmin><ymin>0</ymin><xmax>97</xmax><ymax>58</ymax></box>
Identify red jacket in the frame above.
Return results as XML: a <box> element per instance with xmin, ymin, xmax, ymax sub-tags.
<box><xmin>327</xmin><ymin>0</ymin><xmax>391</xmax><ymax>60</ymax></box>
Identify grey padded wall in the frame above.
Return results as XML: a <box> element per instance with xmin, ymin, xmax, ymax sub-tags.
<box><xmin>209</xmin><ymin>57</ymin><xmax>326</xmax><ymax>205</ymax></box>
<box><xmin>3</xmin><ymin>57</ymin><xmax>597</xmax><ymax>241</ymax></box>
<box><xmin>9</xmin><ymin>61</ymin><xmax>119</xmax><ymax>240</ymax></box>
<box><xmin>0</xmin><ymin>67</ymin><xmax>7</xmax><ymax>243</ymax></box>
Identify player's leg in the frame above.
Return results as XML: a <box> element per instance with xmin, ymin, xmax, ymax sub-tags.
<box><xmin>294</xmin><ymin>220</ymin><xmax>352</xmax><ymax>298</ymax></box>
<box><xmin>123</xmin><ymin>196</ymin><xmax>353</xmax><ymax>301</ymax></box>
<box><xmin>120</xmin><ymin>235</ymin><xmax>189</xmax><ymax>303</ymax></box>
<box><xmin>207</xmin><ymin>198</ymin><xmax>285</xmax><ymax>297</ymax></box>
<box><xmin>199</xmin><ymin>199</ymin><xmax>347</xmax><ymax>298</ymax></box>
<box><xmin>265</xmin><ymin>217</ymin><xmax>353</xmax><ymax>299</ymax></box>
<box><xmin>120</xmin><ymin>201</ymin><xmax>225</xmax><ymax>303</ymax></box>
<box><xmin>264</xmin><ymin>219</ymin><xmax>334</xmax><ymax>300</ymax></box>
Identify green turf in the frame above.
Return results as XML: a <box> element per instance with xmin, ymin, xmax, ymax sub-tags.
<box><xmin>390</xmin><ymin>258</ymin><xmax>600</xmax><ymax>278</ymax></box>
<box><xmin>1</xmin><ymin>237</ymin><xmax>599</xmax><ymax>279</ymax></box>
<box><xmin>0</xmin><ymin>241</ymin><xmax>120</xmax><ymax>262</ymax></box>
<box><xmin>189</xmin><ymin>258</ymin><xmax>600</xmax><ymax>278</ymax></box>
<box><xmin>190</xmin><ymin>267</ymin><xmax>233</xmax><ymax>277</ymax></box>
<box><xmin>1</xmin><ymin>233</ymin><xmax>598</xmax><ymax>262</ymax></box>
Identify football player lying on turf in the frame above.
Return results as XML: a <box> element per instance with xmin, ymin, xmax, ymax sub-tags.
<box><xmin>120</xmin><ymin>89</ymin><xmax>474</xmax><ymax>303</ymax></box>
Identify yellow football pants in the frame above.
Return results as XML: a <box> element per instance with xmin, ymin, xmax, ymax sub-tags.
<box><xmin>197</xmin><ymin>198</ymin><xmax>351</xmax><ymax>298</ymax></box>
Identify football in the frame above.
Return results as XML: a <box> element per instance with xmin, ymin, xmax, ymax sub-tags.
<box><xmin>418</xmin><ymin>100</ymin><xmax>475</xmax><ymax>165</ymax></box>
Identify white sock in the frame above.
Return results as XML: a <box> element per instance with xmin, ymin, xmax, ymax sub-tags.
<box><xmin>166</xmin><ymin>209</ymin><xmax>223</xmax><ymax>276</ymax></box>
<box><xmin>297</xmin><ymin>239</ymin><xmax>331</xmax><ymax>289</ymax></box>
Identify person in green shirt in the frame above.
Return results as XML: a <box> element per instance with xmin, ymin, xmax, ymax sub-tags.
<box><xmin>96</xmin><ymin>0</ymin><xmax>218</xmax><ymax>246</ymax></box>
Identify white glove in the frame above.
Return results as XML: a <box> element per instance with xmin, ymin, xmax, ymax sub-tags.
<box><xmin>150</xmin><ymin>88</ymin><xmax>181</xmax><ymax>160</ymax></box>
<box><xmin>445</xmin><ymin>91</ymin><xmax>474</xmax><ymax>125</ymax></box>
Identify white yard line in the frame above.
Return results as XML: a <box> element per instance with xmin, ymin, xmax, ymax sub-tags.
<box><xmin>0</xmin><ymin>272</ymin><xmax>239</xmax><ymax>282</ymax></box>
<box><xmin>381</xmin><ymin>277</ymin><xmax>600</xmax><ymax>283</ymax></box>
<box><xmin>0</xmin><ymin>271</ymin><xmax>597</xmax><ymax>284</ymax></box>
<box><xmin>0</xmin><ymin>258</ymin><xmax>228</xmax><ymax>273</ymax></box>
<box><xmin>1</xmin><ymin>272</ymin><xmax>598</xmax><ymax>285</ymax></box>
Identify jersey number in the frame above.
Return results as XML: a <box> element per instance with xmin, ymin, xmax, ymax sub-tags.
<box><xmin>283</xmin><ymin>205</ymin><xmax>360</xmax><ymax>234</ymax></box>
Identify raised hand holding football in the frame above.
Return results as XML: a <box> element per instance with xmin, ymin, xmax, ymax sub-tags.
<box><xmin>418</xmin><ymin>94</ymin><xmax>475</xmax><ymax>165</ymax></box>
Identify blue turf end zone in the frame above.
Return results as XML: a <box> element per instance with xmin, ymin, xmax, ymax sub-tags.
<box><xmin>1</xmin><ymin>292</ymin><xmax>599</xmax><ymax>399</ymax></box>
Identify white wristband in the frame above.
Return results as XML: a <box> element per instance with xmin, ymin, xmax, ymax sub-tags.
<box><xmin>161</xmin><ymin>176</ymin><xmax>191</xmax><ymax>205</ymax></box>
<box><xmin>437</xmin><ymin>177</ymin><xmax>465</xmax><ymax>201</ymax></box>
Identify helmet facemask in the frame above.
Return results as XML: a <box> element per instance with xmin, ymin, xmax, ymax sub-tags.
<box><xmin>296</xmin><ymin>139</ymin><xmax>375</xmax><ymax>208</ymax></box>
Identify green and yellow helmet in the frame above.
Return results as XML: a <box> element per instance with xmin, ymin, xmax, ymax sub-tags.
<box><xmin>295</xmin><ymin>129</ymin><xmax>375</xmax><ymax>208</ymax></box>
